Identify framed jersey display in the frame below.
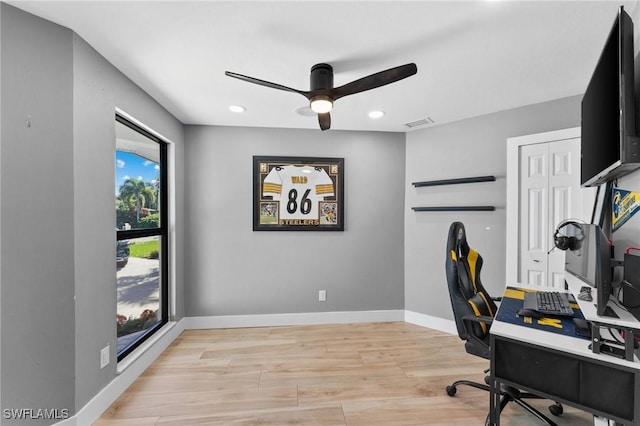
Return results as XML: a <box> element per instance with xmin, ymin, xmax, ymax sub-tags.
<box><xmin>253</xmin><ymin>156</ymin><xmax>344</xmax><ymax>231</ymax></box>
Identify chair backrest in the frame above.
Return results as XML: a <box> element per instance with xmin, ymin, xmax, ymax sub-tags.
<box><xmin>445</xmin><ymin>222</ymin><xmax>497</xmax><ymax>355</ymax></box>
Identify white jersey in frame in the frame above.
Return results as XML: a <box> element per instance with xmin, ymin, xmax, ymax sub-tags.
<box><xmin>262</xmin><ymin>165</ymin><xmax>334</xmax><ymax>220</ymax></box>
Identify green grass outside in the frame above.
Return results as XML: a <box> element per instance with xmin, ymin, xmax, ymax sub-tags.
<box><xmin>129</xmin><ymin>240</ymin><xmax>159</xmax><ymax>259</ymax></box>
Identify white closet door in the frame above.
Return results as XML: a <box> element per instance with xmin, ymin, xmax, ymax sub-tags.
<box><xmin>507</xmin><ymin>128</ymin><xmax>597</xmax><ymax>286</ymax></box>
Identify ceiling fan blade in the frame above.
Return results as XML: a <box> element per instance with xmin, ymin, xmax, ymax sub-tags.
<box><xmin>318</xmin><ymin>112</ymin><xmax>331</xmax><ymax>131</ymax></box>
<box><xmin>225</xmin><ymin>71</ymin><xmax>310</xmax><ymax>98</ymax></box>
<box><xmin>331</xmin><ymin>63</ymin><xmax>417</xmax><ymax>100</ymax></box>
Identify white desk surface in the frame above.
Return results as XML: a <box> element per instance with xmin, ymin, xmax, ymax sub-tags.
<box><xmin>565</xmin><ymin>273</ymin><xmax>640</xmax><ymax>328</ymax></box>
<box><xmin>492</xmin><ymin>282</ymin><xmax>640</xmax><ymax>368</ymax></box>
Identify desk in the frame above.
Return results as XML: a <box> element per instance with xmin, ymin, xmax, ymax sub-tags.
<box><xmin>489</xmin><ymin>285</ymin><xmax>640</xmax><ymax>425</ymax></box>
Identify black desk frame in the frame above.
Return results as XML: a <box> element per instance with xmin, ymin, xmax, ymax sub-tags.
<box><xmin>489</xmin><ymin>332</ymin><xmax>640</xmax><ymax>425</ymax></box>
<box><xmin>591</xmin><ymin>322</ymin><xmax>637</xmax><ymax>361</ymax></box>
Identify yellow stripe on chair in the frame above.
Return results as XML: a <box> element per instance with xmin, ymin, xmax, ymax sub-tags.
<box><xmin>477</xmin><ymin>291</ymin><xmax>494</xmax><ymax>317</ymax></box>
<box><xmin>467</xmin><ymin>249</ymin><xmax>479</xmax><ymax>292</ymax></box>
<box><xmin>468</xmin><ymin>300</ymin><xmax>487</xmax><ymax>334</ymax></box>
<box><xmin>451</xmin><ymin>250</ymin><xmax>457</xmax><ymax>261</ymax></box>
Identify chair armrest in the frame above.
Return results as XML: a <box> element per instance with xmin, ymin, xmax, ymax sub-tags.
<box><xmin>461</xmin><ymin>314</ymin><xmax>492</xmax><ymax>356</ymax></box>
<box><xmin>461</xmin><ymin>314</ymin><xmax>493</xmax><ymax>327</ymax></box>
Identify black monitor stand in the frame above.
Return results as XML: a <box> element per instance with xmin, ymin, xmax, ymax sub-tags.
<box><xmin>591</xmin><ymin>180</ymin><xmax>614</xmax><ymax>235</ymax></box>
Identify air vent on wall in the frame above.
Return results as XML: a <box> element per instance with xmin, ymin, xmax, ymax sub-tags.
<box><xmin>404</xmin><ymin>117</ymin><xmax>434</xmax><ymax>129</ymax></box>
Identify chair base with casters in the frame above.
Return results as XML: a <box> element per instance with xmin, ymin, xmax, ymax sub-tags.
<box><xmin>446</xmin><ymin>376</ymin><xmax>563</xmax><ymax>426</ymax></box>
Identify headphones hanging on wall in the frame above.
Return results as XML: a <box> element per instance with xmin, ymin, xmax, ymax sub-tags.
<box><xmin>553</xmin><ymin>219</ymin><xmax>586</xmax><ymax>251</ymax></box>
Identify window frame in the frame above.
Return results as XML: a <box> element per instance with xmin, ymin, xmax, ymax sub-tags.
<box><xmin>115</xmin><ymin>113</ymin><xmax>169</xmax><ymax>362</ymax></box>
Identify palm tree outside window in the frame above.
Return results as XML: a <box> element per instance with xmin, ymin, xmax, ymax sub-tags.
<box><xmin>119</xmin><ymin>177</ymin><xmax>157</xmax><ymax>223</ymax></box>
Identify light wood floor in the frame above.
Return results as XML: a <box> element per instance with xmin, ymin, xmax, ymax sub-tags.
<box><xmin>94</xmin><ymin>322</ymin><xmax>593</xmax><ymax>425</ymax></box>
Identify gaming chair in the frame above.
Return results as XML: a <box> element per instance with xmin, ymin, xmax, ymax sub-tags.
<box><xmin>444</xmin><ymin>221</ymin><xmax>562</xmax><ymax>425</ymax></box>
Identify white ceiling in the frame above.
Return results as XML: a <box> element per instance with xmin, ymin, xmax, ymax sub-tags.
<box><xmin>8</xmin><ymin>0</ymin><xmax>638</xmax><ymax>132</ymax></box>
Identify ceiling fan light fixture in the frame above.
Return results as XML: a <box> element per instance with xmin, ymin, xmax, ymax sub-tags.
<box><xmin>225</xmin><ymin>62</ymin><xmax>417</xmax><ymax>130</ymax></box>
<box><xmin>310</xmin><ymin>95</ymin><xmax>333</xmax><ymax>114</ymax></box>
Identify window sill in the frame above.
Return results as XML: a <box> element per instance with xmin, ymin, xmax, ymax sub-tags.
<box><xmin>116</xmin><ymin>320</ymin><xmax>180</xmax><ymax>375</ymax></box>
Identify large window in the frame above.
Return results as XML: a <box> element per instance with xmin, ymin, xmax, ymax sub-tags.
<box><xmin>115</xmin><ymin>114</ymin><xmax>168</xmax><ymax>361</ymax></box>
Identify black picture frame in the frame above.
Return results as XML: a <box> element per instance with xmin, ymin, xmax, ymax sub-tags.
<box><xmin>253</xmin><ymin>156</ymin><xmax>344</xmax><ymax>231</ymax></box>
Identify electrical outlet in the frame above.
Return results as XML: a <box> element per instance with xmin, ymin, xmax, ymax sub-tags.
<box><xmin>318</xmin><ymin>290</ymin><xmax>327</xmax><ymax>302</ymax></box>
<box><xmin>100</xmin><ymin>345</ymin><xmax>110</xmax><ymax>369</ymax></box>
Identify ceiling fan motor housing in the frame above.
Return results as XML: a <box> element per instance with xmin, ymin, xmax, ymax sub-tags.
<box><xmin>310</xmin><ymin>63</ymin><xmax>333</xmax><ymax>91</ymax></box>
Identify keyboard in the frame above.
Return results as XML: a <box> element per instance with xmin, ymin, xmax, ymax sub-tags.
<box><xmin>523</xmin><ymin>291</ymin><xmax>575</xmax><ymax>317</ymax></box>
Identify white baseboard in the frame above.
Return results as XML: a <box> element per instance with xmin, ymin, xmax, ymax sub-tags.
<box><xmin>184</xmin><ymin>309</ymin><xmax>406</xmax><ymax>329</ymax></box>
<box><xmin>55</xmin><ymin>319</ymin><xmax>185</xmax><ymax>426</ymax></box>
<box><xmin>404</xmin><ymin>310</ymin><xmax>457</xmax><ymax>335</ymax></box>
<box><xmin>58</xmin><ymin>309</ymin><xmax>453</xmax><ymax>426</ymax></box>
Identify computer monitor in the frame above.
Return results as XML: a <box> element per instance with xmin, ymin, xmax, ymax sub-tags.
<box><xmin>564</xmin><ymin>223</ymin><xmax>613</xmax><ymax>316</ymax></box>
<box><xmin>581</xmin><ymin>6</ymin><xmax>640</xmax><ymax>187</ymax></box>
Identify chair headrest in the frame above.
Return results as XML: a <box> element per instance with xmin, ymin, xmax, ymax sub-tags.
<box><xmin>447</xmin><ymin>221</ymin><xmax>469</xmax><ymax>258</ymax></box>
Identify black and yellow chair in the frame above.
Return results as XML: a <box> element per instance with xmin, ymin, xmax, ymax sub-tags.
<box><xmin>444</xmin><ymin>221</ymin><xmax>562</xmax><ymax>425</ymax></box>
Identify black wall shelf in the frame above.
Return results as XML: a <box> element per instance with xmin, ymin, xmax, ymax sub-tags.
<box><xmin>412</xmin><ymin>206</ymin><xmax>496</xmax><ymax>212</ymax></box>
<box><xmin>412</xmin><ymin>175</ymin><xmax>496</xmax><ymax>187</ymax></box>
<box><xmin>412</xmin><ymin>175</ymin><xmax>496</xmax><ymax>212</ymax></box>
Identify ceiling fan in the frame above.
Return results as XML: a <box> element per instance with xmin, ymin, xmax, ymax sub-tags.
<box><xmin>225</xmin><ymin>62</ymin><xmax>418</xmax><ymax>131</ymax></box>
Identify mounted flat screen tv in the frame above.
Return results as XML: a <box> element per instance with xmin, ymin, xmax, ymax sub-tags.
<box><xmin>581</xmin><ymin>6</ymin><xmax>640</xmax><ymax>187</ymax></box>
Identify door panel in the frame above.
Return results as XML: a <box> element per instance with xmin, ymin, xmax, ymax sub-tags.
<box><xmin>528</xmin><ymin>188</ymin><xmax>545</xmax><ymax>251</ymax></box>
<box><xmin>547</xmin><ymin>139</ymin><xmax>581</xmax><ymax>289</ymax></box>
<box><xmin>528</xmin><ymin>270</ymin><xmax>544</xmax><ymax>286</ymax></box>
<box><xmin>520</xmin><ymin>143</ymin><xmax>549</xmax><ymax>288</ymax></box>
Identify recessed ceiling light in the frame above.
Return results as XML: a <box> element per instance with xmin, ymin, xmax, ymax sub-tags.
<box><xmin>368</xmin><ymin>110</ymin><xmax>385</xmax><ymax>119</ymax></box>
<box><xmin>229</xmin><ymin>105</ymin><xmax>246</xmax><ymax>113</ymax></box>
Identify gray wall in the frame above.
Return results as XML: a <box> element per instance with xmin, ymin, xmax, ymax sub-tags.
<box><xmin>404</xmin><ymin>95</ymin><xmax>583</xmax><ymax>319</ymax></box>
<box><xmin>184</xmin><ymin>126</ymin><xmax>405</xmax><ymax>316</ymax></box>
<box><xmin>0</xmin><ymin>3</ymin><xmax>185</xmax><ymax>423</ymax></box>
<box><xmin>72</xmin><ymin>34</ymin><xmax>185</xmax><ymax>410</ymax></box>
<box><xmin>0</xmin><ymin>4</ymin><xmax>3</xmax><ymax>416</ymax></box>
<box><xmin>1</xmin><ymin>6</ymin><xmax>75</xmax><ymax>422</ymax></box>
